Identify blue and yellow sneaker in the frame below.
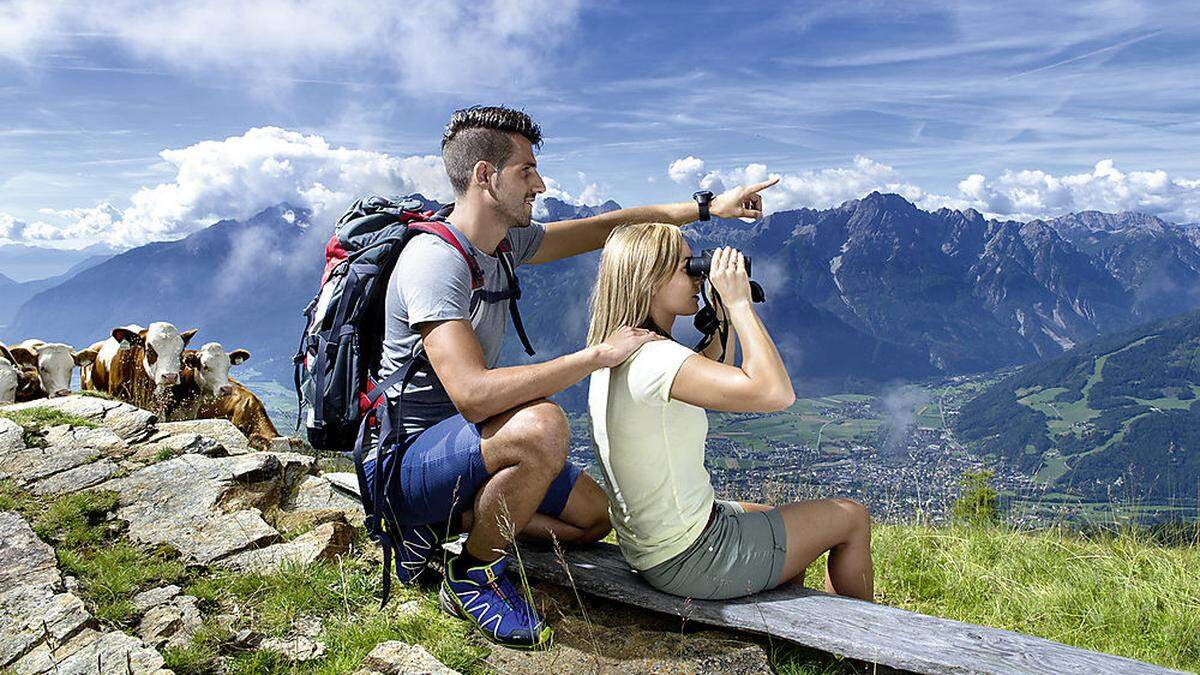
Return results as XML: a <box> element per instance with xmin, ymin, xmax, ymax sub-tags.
<box><xmin>438</xmin><ymin>555</ymin><xmax>553</xmax><ymax>650</ymax></box>
<box><xmin>388</xmin><ymin>521</ymin><xmax>455</xmax><ymax>584</ymax></box>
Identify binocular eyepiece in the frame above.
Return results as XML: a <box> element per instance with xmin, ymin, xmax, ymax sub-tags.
<box><xmin>684</xmin><ymin>248</ymin><xmax>765</xmax><ymax>304</ymax></box>
<box><xmin>683</xmin><ymin>248</ymin><xmax>752</xmax><ymax>278</ymax></box>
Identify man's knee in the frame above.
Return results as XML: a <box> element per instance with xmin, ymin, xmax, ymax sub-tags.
<box><xmin>581</xmin><ymin>518</ymin><xmax>612</xmax><ymax>544</ymax></box>
<box><xmin>507</xmin><ymin>399</ymin><xmax>569</xmax><ymax>472</ymax></box>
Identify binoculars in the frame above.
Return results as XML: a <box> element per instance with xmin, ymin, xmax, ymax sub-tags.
<box><xmin>683</xmin><ymin>248</ymin><xmax>752</xmax><ymax>278</ymax></box>
<box><xmin>684</xmin><ymin>248</ymin><xmax>765</xmax><ymax>303</ymax></box>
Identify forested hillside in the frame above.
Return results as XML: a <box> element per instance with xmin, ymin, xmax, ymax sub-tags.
<box><xmin>956</xmin><ymin>309</ymin><xmax>1200</xmax><ymax>503</ymax></box>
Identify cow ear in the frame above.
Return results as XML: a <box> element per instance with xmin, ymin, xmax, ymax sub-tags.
<box><xmin>228</xmin><ymin>349</ymin><xmax>251</xmax><ymax>365</ymax></box>
<box><xmin>180</xmin><ymin>328</ymin><xmax>199</xmax><ymax>347</ymax></box>
<box><xmin>112</xmin><ymin>328</ymin><xmax>144</xmax><ymax>349</ymax></box>
<box><xmin>6</xmin><ymin>346</ymin><xmax>37</xmax><ymax>368</ymax></box>
<box><xmin>73</xmin><ymin>347</ymin><xmax>99</xmax><ymax>367</ymax></box>
<box><xmin>18</xmin><ymin>367</ymin><xmax>39</xmax><ymax>387</ymax></box>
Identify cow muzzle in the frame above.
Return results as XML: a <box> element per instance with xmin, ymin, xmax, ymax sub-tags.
<box><xmin>52</xmin><ymin>389</ymin><xmax>70</xmax><ymax>398</ymax></box>
<box><xmin>161</xmin><ymin>372</ymin><xmax>179</xmax><ymax>385</ymax></box>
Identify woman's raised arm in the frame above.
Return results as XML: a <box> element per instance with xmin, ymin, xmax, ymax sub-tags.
<box><xmin>669</xmin><ymin>247</ymin><xmax>795</xmax><ymax>413</ymax></box>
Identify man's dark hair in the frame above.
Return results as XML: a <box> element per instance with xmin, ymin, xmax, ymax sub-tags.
<box><xmin>442</xmin><ymin>105</ymin><xmax>542</xmax><ymax>195</ymax></box>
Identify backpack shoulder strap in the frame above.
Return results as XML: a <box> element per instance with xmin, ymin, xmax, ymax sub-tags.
<box><xmin>495</xmin><ymin>237</ymin><xmax>536</xmax><ymax>357</ymax></box>
<box><xmin>406</xmin><ymin>221</ymin><xmax>485</xmax><ymax>292</ymax></box>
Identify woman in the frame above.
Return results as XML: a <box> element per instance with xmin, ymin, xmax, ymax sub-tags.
<box><xmin>586</xmin><ymin>222</ymin><xmax>873</xmax><ymax>601</ymax></box>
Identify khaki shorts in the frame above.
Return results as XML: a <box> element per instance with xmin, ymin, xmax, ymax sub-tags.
<box><xmin>638</xmin><ymin>500</ymin><xmax>788</xmax><ymax>600</ymax></box>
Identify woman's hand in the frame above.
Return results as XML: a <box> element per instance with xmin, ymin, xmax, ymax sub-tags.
<box><xmin>707</xmin><ymin>246</ymin><xmax>752</xmax><ymax>308</ymax></box>
<box><xmin>591</xmin><ymin>326</ymin><xmax>662</xmax><ymax>368</ymax></box>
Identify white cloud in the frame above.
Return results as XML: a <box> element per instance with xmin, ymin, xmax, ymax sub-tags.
<box><xmin>666</xmin><ymin>155</ymin><xmax>1200</xmax><ymax>223</ymax></box>
<box><xmin>30</xmin><ymin>203</ymin><xmax>124</xmax><ymax>242</ymax></box>
<box><xmin>13</xmin><ymin>127</ymin><xmax>451</xmax><ymax>247</ymax></box>
<box><xmin>0</xmin><ymin>0</ymin><xmax>582</xmax><ymax>92</ymax></box>
<box><xmin>668</xmin><ymin>156</ymin><xmax>706</xmax><ymax>186</ymax></box>
<box><xmin>669</xmin><ymin>155</ymin><xmax>936</xmax><ymax>213</ymax></box>
<box><xmin>16</xmin><ymin>146</ymin><xmax>1200</xmax><ymax>249</ymax></box>
<box><xmin>533</xmin><ymin>175</ymin><xmax>611</xmax><ymax>219</ymax></box>
<box><xmin>9</xmin><ymin>126</ymin><xmax>610</xmax><ymax>246</ymax></box>
<box><xmin>955</xmin><ymin>160</ymin><xmax>1200</xmax><ymax>222</ymax></box>
<box><xmin>0</xmin><ymin>213</ymin><xmax>24</xmax><ymax>240</ymax></box>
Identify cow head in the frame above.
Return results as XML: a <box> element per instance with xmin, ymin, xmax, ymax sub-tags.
<box><xmin>7</xmin><ymin>342</ymin><xmax>97</xmax><ymax>398</ymax></box>
<box><xmin>112</xmin><ymin>322</ymin><xmax>198</xmax><ymax>389</ymax></box>
<box><xmin>0</xmin><ymin>350</ymin><xmax>17</xmax><ymax>404</ymax></box>
<box><xmin>183</xmin><ymin>343</ymin><xmax>251</xmax><ymax>398</ymax></box>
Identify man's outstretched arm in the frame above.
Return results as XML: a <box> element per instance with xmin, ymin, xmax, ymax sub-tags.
<box><xmin>420</xmin><ymin>319</ymin><xmax>661</xmax><ymax>423</ymax></box>
<box><xmin>526</xmin><ymin>178</ymin><xmax>779</xmax><ymax>264</ymax></box>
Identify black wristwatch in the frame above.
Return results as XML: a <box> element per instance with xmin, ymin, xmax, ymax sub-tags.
<box><xmin>693</xmin><ymin>190</ymin><xmax>714</xmax><ymax>221</ymax></box>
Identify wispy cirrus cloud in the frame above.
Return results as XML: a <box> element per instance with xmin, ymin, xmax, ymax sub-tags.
<box><xmin>0</xmin><ymin>0</ymin><xmax>583</xmax><ymax>92</ymax></box>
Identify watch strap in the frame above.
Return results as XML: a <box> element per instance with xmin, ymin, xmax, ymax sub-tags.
<box><xmin>693</xmin><ymin>190</ymin><xmax>712</xmax><ymax>221</ymax></box>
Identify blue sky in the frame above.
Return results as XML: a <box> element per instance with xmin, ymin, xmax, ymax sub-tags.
<box><xmin>3</xmin><ymin>0</ymin><xmax>1200</xmax><ymax>247</ymax></box>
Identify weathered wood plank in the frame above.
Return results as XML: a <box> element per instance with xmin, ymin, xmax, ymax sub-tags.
<box><xmin>323</xmin><ymin>473</ymin><xmax>1182</xmax><ymax>674</ymax></box>
<box><xmin>510</xmin><ymin>542</ymin><xmax>1182</xmax><ymax>675</ymax></box>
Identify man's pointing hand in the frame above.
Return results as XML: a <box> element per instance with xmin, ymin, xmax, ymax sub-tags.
<box><xmin>710</xmin><ymin>176</ymin><xmax>780</xmax><ymax>221</ymax></box>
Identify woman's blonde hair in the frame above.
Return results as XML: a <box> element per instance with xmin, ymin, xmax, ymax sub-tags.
<box><xmin>586</xmin><ymin>222</ymin><xmax>684</xmax><ymax>347</ymax></box>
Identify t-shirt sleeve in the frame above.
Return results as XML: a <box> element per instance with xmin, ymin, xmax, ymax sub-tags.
<box><xmin>394</xmin><ymin>237</ymin><xmax>473</xmax><ymax>328</ymax></box>
<box><xmin>507</xmin><ymin>221</ymin><xmax>547</xmax><ymax>266</ymax></box>
<box><xmin>625</xmin><ymin>340</ymin><xmax>698</xmax><ymax>406</ymax></box>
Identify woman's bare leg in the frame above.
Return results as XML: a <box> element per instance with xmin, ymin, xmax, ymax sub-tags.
<box><xmin>729</xmin><ymin>497</ymin><xmax>872</xmax><ymax>600</ymax></box>
<box><xmin>772</xmin><ymin>497</ymin><xmax>873</xmax><ymax>601</ymax></box>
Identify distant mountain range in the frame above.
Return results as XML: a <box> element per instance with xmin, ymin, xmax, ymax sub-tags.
<box><xmin>0</xmin><ymin>242</ymin><xmax>119</xmax><ymax>282</ymax></box>
<box><xmin>2</xmin><ymin>205</ymin><xmax>321</xmax><ymax>384</ymax></box>
<box><xmin>513</xmin><ymin>193</ymin><xmax>1200</xmax><ymax>399</ymax></box>
<box><xmin>956</xmin><ymin>308</ymin><xmax>1200</xmax><ymax>503</ymax></box>
<box><xmin>7</xmin><ymin>193</ymin><xmax>1200</xmax><ymax>407</ymax></box>
<box><xmin>0</xmin><ymin>252</ymin><xmax>115</xmax><ymax>329</ymax></box>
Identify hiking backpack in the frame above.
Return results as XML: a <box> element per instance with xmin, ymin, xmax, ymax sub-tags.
<box><xmin>293</xmin><ymin>194</ymin><xmax>535</xmax><ymax>602</ymax></box>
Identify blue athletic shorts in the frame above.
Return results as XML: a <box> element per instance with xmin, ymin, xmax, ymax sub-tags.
<box><xmin>362</xmin><ymin>413</ymin><xmax>582</xmax><ymax>527</ymax></box>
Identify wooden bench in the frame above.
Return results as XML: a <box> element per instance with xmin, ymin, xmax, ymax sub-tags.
<box><xmin>510</xmin><ymin>541</ymin><xmax>1180</xmax><ymax>675</ymax></box>
<box><xmin>323</xmin><ymin>472</ymin><xmax>1180</xmax><ymax>674</ymax></box>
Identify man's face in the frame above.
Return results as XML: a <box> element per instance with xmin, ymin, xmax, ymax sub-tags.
<box><xmin>489</xmin><ymin>134</ymin><xmax>546</xmax><ymax>228</ymax></box>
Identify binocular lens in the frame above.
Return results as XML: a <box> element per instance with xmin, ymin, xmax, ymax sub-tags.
<box><xmin>684</xmin><ymin>249</ymin><xmax>752</xmax><ymax>277</ymax></box>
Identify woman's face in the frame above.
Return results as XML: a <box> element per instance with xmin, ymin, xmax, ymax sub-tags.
<box><xmin>650</xmin><ymin>240</ymin><xmax>702</xmax><ymax>320</ymax></box>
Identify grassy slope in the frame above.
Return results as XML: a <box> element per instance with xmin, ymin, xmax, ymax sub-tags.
<box><xmin>858</xmin><ymin>522</ymin><xmax>1200</xmax><ymax>671</ymax></box>
<box><xmin>5</xmin><ymin>476</ymin><xmax>1196</xmax><ymax>673</ymax></box>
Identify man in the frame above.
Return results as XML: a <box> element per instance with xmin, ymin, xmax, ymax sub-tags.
<box><xmin>366</xmin><ymin>105</ymin><xmax>776</xmax><ymax>649</ymax></box>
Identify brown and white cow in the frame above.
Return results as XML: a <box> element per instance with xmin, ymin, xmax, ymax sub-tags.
<box><xmin>83</xmin><ymin>322</ymin><xmax>198</xmax><ymax>412</ymax></box>
<box><xmin>0</xmin><ymin>344</ymin><xmax>25</xmax><ymax>404</ymax></box>
<box><xmin>5</xmin><ymin>340</ymin><xmax>98</xmax><ymax>401</ymax></box>
<box><xmin>196</xmin><ymin>377</ymin><xmax>281</xmax><ymax>450</ymax></box>
<box><xmin>164</xmin><ymin>343</ymin><xmax>250</xmax><ymax>420</ymax></box>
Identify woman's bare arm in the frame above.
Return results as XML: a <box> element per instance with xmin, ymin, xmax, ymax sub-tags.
<box><xmin>671</xmin><ymin>248</ymin><xmax>793</xmax><ymax>412</ymax></box>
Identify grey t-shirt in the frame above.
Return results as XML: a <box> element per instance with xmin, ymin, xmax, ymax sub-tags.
<box><xmin>374</xmin><ymin>220</ymin><xmax>545</xmax><ymax>451</ymax></box>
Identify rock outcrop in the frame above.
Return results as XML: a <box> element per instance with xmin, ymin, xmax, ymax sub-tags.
<box><xmin>356</xmin><ymin>641</ymin><xmax>460</xmax><ymax>675</ymax></box>
<box><xmin>0</xmin><ymin>396</ymin><xmax>363</xmax><ymax>671</ymax></box>
<box><xmin>96</xmin><ymin>451</ymin><xmax>314</xmax><ymax>564</ymax></box>
<box><xmin>2</xmin><ymin>395</ymin><xmax>774</xmax><ymax>674</ymax></box>
<box><xmin>0</xmin><ymin>511</ymin><xmax>168</xmax><ymax>674</ymax></box>
<box><xmin>3</xmin><ymin>395</ymin><xmax>156</xmax><ymax>442</ymax></box>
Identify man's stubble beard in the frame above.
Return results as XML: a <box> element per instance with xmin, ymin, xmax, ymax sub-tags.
<box><xmin>500</xmin><ymin>197</ymin><xmax>532</xmax><ymax>229</ymax></box>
